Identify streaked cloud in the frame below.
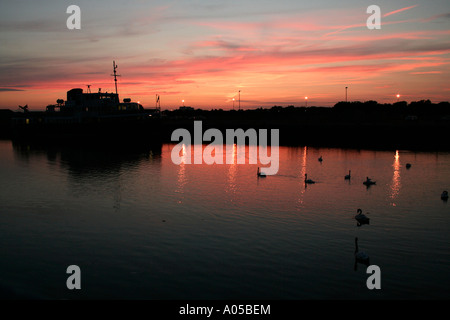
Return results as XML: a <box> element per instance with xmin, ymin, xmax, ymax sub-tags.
<box><xmin>0</xmin><ymin>0</ymin><xmax>448</xmax><ymax>108</ymax></box>
<box><xmin>383</xmin><ymin>5</ymin><xmax>419</xmax><ymax>17</ymax></box>
<box><xmin>0</xmin><ymin>88</ymin><xmax>25</xmax><ymax>92</ymax></box>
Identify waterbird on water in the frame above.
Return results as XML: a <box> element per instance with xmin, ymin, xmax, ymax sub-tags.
<box><xmin>355</xmin><ymin>208</ymin><xmax>370</xmax><ymax>225</ymax></box>
<box><xmin>257</xmin><ymin>167</ymin><xmax>266</xmax><ymax>177</ymax></box>
<box><xmin>363</xmin><ymin>177</ymin><xmax>376</xmax><ymax>186</ymax></box>
<box><xmin>304</xmin><ymin>174</ymin><xmax>315</xmax><ymax>184</ymax></box>
<box><xmin>318</xmin><ymin>156</ymin><xmax>323</xmax><ymax>162</ymax></box>
<box><xmin>442</xmin><ymin>190</ymin><xmax>448</xmax><ymax>200</ymax></box>
<box><xmin>345</xmin><ymin>170</ymin><xmax>351</xmax><ymax>180</ymax></box>
<box><xmin>406</xmin><ymin>163</ymin><xmax>412</xmax><ymax>169</ymax></box>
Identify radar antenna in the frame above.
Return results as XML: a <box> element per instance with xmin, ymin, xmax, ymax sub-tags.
<box><xmin>111</xmin><ymin>61</ymin><xmax>121</xmax><ymax>95</ymax></box>
<box><xmin>18</xmin><ymin>105</ymin><xmax>29</xmax><ymax>113</ymax></box>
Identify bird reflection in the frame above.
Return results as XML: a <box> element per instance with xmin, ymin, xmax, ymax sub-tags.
<box><xmin>354</xmin><ymin>237</ymin><xmax>370</xmax><ymax>271</ymax></box>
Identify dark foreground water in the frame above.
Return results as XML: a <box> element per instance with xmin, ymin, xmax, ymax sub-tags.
<box><xmin>0</xmin><ymin>140</ymin><xmax>449</xmax><ymax>299</ymax></box>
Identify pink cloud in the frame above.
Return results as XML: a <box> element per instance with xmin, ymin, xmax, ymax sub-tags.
<box><xmin>329</xmin><ymin>30</ymin><xmax>449</xmax><ymax>42</ymax></box>
<box><xmin>383</xmin><ymin>5</ymin><xmax>419</xmax><ymax>18</ymax></box>
<box><xmin>192</xmin><ymin>40</ymin><xmax>259</xmax><ymax>52</ymax></box>
<box><xmin>410</xmin><ymin>71</ymin><xmax>443</xmax><ymax>74</ymax></box>
<box><xmin>324</xmin><ymin>19</ymin><xmax>418</xmax><ymax>36</ymax></box>
<box><xmin>2</xmin><ymin>5</ymin><xmax>449</xmax><ymax>109</ymax></box>
<box><xmin>421</xmin><ymin>12</ymin><xmax>450</xmax><ymax>22</ymax></box>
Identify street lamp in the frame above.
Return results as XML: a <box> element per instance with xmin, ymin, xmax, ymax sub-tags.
<box><xmin>305</xmin><ymin>96</ymin><xmax>308</xmax><ymax>107</ymax></box>
<box><xmin>345</xmin><ymin>87</ymin><xmax>348</xmax><ymax>102</ymax></box>
<box><xmin>396</xmin><ymin>94</ymin><xmax>400</xmax><ymax>102</ymax></box>
<box><xmin>182</xmin><ymin>99</ymin><xmax>185</xmax><ymax>107</ymax></box>
<box><xmin>238</xmin><ymin>90</ymin><xmax>241</xmax><ymax>110</ymax></box>
<box><xmin>232</xmin><ymin>98</ymin><xmax>235</xmax><ymax>110</ymax></box>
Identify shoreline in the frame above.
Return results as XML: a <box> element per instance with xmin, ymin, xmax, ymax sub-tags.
<box><xmin>1</xmin><ymin>120</ymin><xmax>449</xmax><ymax>152</ymax></box>
<box><xmin>157</xmin><ymin>120</ymin><xmax>450</xmax><ymax>152</ymax></box>
<box><xmin>1</xmin><ymin>121</ymin><xmax>449</xmax><ymax>153</ymax></box>
<box><xmin>1</xmin><ymin>102</ymin><xmax>449</xmax><ymax>152</ymax></box>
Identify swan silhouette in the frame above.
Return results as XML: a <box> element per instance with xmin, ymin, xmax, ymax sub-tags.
<box><xmin>318</xmin><ymin>156</ymin><xmax>323</xmax><ymax>162</ymax></box>
<box><xmin>442</xmin><ymin>190</ymin><xmax>448</xmax><ymax>200</ymax></box>
<box><xmin>363</xmin><ymin>177</ymin><xmax>376</xmax><ymax>186</ymax></box>
<box><xmin>257</xmin><ymin>167</ymin><xmax>266</xmax><ymax>177</ymax></box>
<box><xmin>304</xmin><ymin>174</ymin><xmax>315</xmax><ymax>184</ymax></box>
<box><xmin>355</xmin><ymin>208</ymin><xmax>370</xmax><ymax>225</ymax></box>
<box><xmin>345</xmin><ymin>170</ymin><xmax>351</xmax><ymax>180</ymax></box>
<box><xmin>406</xmin><ymin>163</ymin><xmax>412</xmax><ymax>169</ymax></box>
<box><xmin>354</xmin><ymin>237</ymin><xmax>370</xmax><ymax>267</ymax></box>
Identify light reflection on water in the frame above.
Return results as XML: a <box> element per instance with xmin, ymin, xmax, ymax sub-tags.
<box><xmin>0</xmin><ymin>140</ymin><xmax>449</xmax><ymax>299</ymax></box>
<box><xmin>390</xmin><ymin>150</ymin><xmax>401</xmax><ymax>205</ymax></box>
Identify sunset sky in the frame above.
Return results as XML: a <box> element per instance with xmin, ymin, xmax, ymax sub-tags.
<box><xmin>0</xmin><ymin>0</ymin><xmax>449</xmax><ymax>110</ymax></box>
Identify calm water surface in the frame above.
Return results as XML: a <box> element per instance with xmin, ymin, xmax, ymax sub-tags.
<box><xmin>0</xmin><ymin>140</ymin><xmax>449</xmax><ymax>299</ymax></box>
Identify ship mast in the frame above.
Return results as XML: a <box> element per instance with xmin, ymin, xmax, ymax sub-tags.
<box><xmin>111</xmin><ymin>61</ymin><xmax>121</xmax><ymax>96</ymax></box>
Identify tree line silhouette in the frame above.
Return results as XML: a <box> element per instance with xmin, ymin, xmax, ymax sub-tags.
<box><xmin>160</xmin><ymin>100</ymin><xmax>449</xmax><ymax>150</ymax></box>
<box><xmin>162</xmin><ymin>100</ymin><xmax>450</xmax><ymax>123</ymax></box>
<box><xmin>1</xmin><ymin>100</ymin><xmax>449</xmax><ymax>149</ymax></box>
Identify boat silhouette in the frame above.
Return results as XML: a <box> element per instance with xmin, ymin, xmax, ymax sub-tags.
<box><xmin>11</xmin><ymin>61</ymin><xmax>161</xmax><ymax>144</ymax></box>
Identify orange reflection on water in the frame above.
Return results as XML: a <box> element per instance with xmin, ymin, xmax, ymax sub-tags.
<box><xmin>227</xmin><ymin>144</ymin><xmax>237</xmax><ymax>194</ymax></box>
<box><xmin>297</xmin><ymin>146</ymin><xmax>308</xmax><ymax>206</ymax></box>
<box><xmin>176</xmin><ymin>144</ymin><xmax>188</xmax><ymax>197</ymax></box>
<box><xmin>390</xmin><ymin>150</ymin><xmax>401</xmax><ymax>203</ymax></box>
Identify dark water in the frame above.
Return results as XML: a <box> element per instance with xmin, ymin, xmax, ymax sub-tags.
<box><xmin>0</xmin><ymin>140</ymin><xmax>449</xmax><ymax>299</ymax></box>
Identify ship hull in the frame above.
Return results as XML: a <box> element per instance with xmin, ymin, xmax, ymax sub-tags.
<box><xmin>11</xmin><ymin>112</ymin><xmax>162</xmax><ymax>146</ymax></box>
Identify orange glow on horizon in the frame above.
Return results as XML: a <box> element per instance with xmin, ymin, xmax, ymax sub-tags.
<box><xmin>0</xmin><ymin>2</ymin><xmax>448</xmax><ymax>110</ymax></box>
